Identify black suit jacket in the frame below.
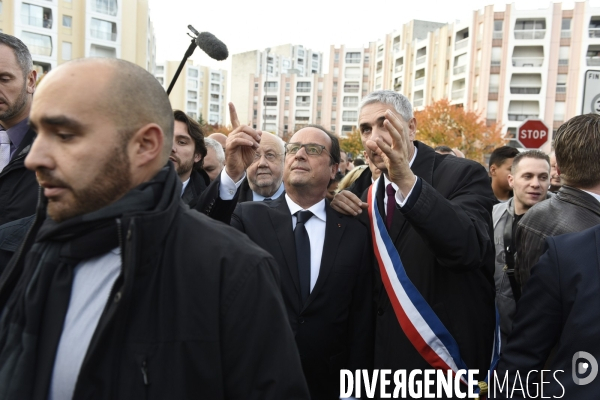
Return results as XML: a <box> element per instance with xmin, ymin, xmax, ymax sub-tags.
<box><xmin>0</xmin><ymin>127</ymin><xmax>38</xmax><ymax>226</ymax></box>
<box><xmin>357</xmin><ymin>141</ymin><xmax>496</xmax><ymax>397</ymax></box>
<box><xmin>495</xmin><ymin>224</ymin><xmax>600</xmax><ymax>398</ymax></box>
<box><xmin>181</xmin><ymin>169</ymin><xmax>210</xmax><ymax>209</ymax></box>
<box><xmin>231</xmin><ymin>197</ymin><xmax>373</xmax><ymax>400</ymax></box>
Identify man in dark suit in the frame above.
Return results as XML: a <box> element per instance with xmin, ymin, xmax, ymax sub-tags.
<box><xmin>332</xmin><ymin>90</ymin><xmax>496</xmax><ymax>398</ymax></box>
<box><xmin>0</xmin><ymin>33</ymin><xmax>39</xmax><ymax>226</ymax></box>
<box><xmin>171</xmin><ymin>110</ymin><xmax>209</xmax><ymax>209</ymax></box>
<box><xmin>195</xmin><ymin>103</ymin><xmax>285</xmax><ymax>222</ymax></box>
<box><xmin>231</xmin><ymin>125</ymin><xmax>373</xmax><ymax>399</ymax></box>
<box><xmin>494</xmin><ymin>224</ymin><xmax>600</xmax><ymax>398</ymax></box>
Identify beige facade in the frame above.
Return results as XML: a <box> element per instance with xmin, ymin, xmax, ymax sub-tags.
<box><xmin>233</xmin><ymin>1</ymin><xmax>600</xmax><ymax>150</ymax></box>
<box><xmin>231</xmin><ymin>44</ymin><xmax>323</xmax><ymax>131</ymax></box>
<box><xmin>372</xmin><ymin>1</ymin><xmax>600</xmax><ymax>151</ymax></box>
<box><xmin>155</xmin><ymin>60</ymin><xmax>228</xmax><ymax>126</ymax></box>
<box><xmin>0</xmin><ymin>0</ymin><xmax>156</xmax><ymax>75</ymax></box>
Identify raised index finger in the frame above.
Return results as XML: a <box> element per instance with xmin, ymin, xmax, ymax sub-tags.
<box><xmin>229</xmin><ymin>102</ymin><xmax>240</xmax><ymax>129</ymax></box>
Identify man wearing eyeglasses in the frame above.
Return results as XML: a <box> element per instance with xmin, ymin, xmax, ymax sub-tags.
<box><xmin>195</xmin><ymin>103</ymin><xmax>285</xmax><ymax>221</ymax></box>
<box><xmin>230</xmin><ymin>125</ymin><xmax>373</xmax><ymax>400</ymax></box>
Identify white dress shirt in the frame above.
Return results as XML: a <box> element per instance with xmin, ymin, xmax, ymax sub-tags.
<box><xmin>252</xmin><ymin>183</ymin><xmax>284</xmax><ymax>201</ymax></box>
<box><xmin>180</xmin><ymin>177</ymin><xmax>190</xmax><ymax>197</ymax></box>
<box><xmin>285</xmin><ymin>195</ymin><xmax>326</xmax><ymax>292</ymax></box>
<box><xmin>219</xmin><ymin>169</ymin><xmax>246</xmax><ymax>200</ymax></box>
<box><xmin>582</xmin><ymin>189</ymin><xmax>600</xmax><ymax>204</ymax></box>
<box><xmin>382</xmin><ymin>145</ymin><xmax>418</xmax><ymax>211</ymax></box>
<box><xmin>49</xmin><ymin>248</ymin><xmax>121</xmax><ymax>400</ymax></box>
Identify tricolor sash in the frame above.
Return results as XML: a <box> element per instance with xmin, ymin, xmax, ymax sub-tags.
<box><xmin>367</xmin><ymin>178</ymin><xmax>500</xmax><ymax>398</ymax></box>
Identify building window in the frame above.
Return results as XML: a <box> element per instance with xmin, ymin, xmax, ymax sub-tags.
<box><xmin>263</xmin><ymin>96</ymin><xmax>278</xmax><ymax>106</ymax></box>
<box><xmin>187</xmin><ymin>90</ymin><xmax>197</xmax><ymax>100</ymax></box>
<box><xmin>297</xmin><ymin>82</ymin><xmax>311</xmax><ymax>92</ymax></box>
<box><xmin>63</xmin><ymin>15</ymin><xmax>72</xmax><ymax>28</ymax></box>
<box><xmin>21</xmin><ymin>3</ymin><xmax>53</xmax><ymax>29</ymax></box>
<box><xmin>92</xmin><ymin>0</ymin><xmax>118</xmax><ymax>17</ymax></box>
<box><xmin>156</xmin><ymin>65</ymin><xmax>164</xmax><ymax>74</ymax></box>
<box><xmin>345</xmin><ymin>67</ymin><xmax>361</xmax><ymax>79</ymax></box>
<box><xmin>334</xmin><ymin>52</ymin><xmax>339</xmax><ymax>62</ymax></box>
<box><xmin>90</xmin><ymin>18</ymin><xmax>117</xmax><ymax>41</ymax></box>
<box><xmin>211</xmin><ymin>73</ymin><xmax>220</xmax><ymax>81</ymax></box>
<box><xmin>210</xmin><ymin>104</ymin><xmax>219</xmax><ymax>112</ymax></box>
<box><xmin>343</xmin><ymin>96</ymin><xmax>359</xmax><ymax>107</ymax></box>
<box><xmin>343</xmin><ymin>82</ymin><xmax>360</xmax><ymax>93</ymax></box>
<box><xmin>188</xmin><ymin>68</ymin><xmax>198</xmax><ymax>78</ymax></box>
<box><xmin>264</xmin><ymin>81</ymin><xmax>278</xmax><ymax>92</ymax></box>
<box><xmin>345</xmin><ymin>52</ymin><xmax>361</xmax><ymax>64</ymax></box>
<box><xmin>156</xmin><ymin>77</ymin><xmax>164</xmax><ymax>85</ymax></box>
<box><xmin>211</xmin><ymin>94</ymin><xmax>219</xmax><ymax>101</ymax></box>
<box><xmin>90</xmin><ymin>44</ymin><xmax>116</xmax><ymax>58</ymax></box>
<box><xmin>296</xmin><ymin>96</ymin><xmax>310</xmax><ymax>106</ymax></box>
<box><xmin>187</xmin><ymin>101</ymin><xmax>197</xmax><ymax>110</ymax></box>
<box><xmin>21</xmin><ymin>31</ymin><xmax>52</xmax><ymax>56</ymax></box>
<box><xmin>187</xmin><ymin>79</ymin><xmax>198</xmax><ymax>89</ymax></box>
<box><xmin>62</xmin><ymin>41</ymin><xmax>72</xmax><ymax>60</ymax></box>
<box><xmin>295</xmin><ymin>110</ymin><xmax>310</xmax><ymax>121</ymax></box>
<box><xmin>211</xmin><ymin>83</ymin><xmax>220</xmax><ymax>92</ymax></box>
<box><xmin>342</xmin><ymin>111</ymin><xmax>358</xmax><ymax>122</ymax></box>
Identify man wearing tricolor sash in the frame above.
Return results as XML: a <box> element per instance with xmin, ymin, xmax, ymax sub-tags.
<box><xmin>332</xmin><ymin>91</ymin><xmax>498</xmax><ymax>399</ymax></box>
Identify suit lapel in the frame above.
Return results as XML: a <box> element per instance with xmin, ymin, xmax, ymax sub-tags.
<box><xmin>303</xmin><ymin>202</ymin><xmax>345</xmax><ymax>311</ymax></box>
<box><xmin>595</xmin><ymin>227</ymin><xmax>600</xmax><ymax>279</ymax></box>
<box><xmin>268</xmin><ymin>197</ymin><xmax>302</xmax><ymax>297</ymax></box>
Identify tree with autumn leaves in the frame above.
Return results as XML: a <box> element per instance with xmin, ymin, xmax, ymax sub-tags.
<box><xmin>414</xmin><ymin>98</ymin><xmax>504</xmax><ymax>164</ymax></box>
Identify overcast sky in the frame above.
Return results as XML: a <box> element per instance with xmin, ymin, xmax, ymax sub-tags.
<box><xmin>148</xmin><ymin>0</ymin><xmax>582</xmax><ymax>71</ymax></box>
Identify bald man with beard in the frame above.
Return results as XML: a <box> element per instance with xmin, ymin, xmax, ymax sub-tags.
<box><xmin>0</xmin><ymin>58</ymin><xmax>309</xmax><ymax>400</ymax></box>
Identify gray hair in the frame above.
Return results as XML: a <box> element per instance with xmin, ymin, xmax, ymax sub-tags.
<box><xmin>359</xmin><ymin>90</ymin><xmax>414</xmax><ymax>122</ymax></box>
<box><xmin>204</xmin><ymin>137</ymin><xmax>225</xmax><ymax>166</ymax></box>
<box><xmin>0</xmin><ymin>33</ymin><xmax>33</xmax><ymax>78</ymax></box>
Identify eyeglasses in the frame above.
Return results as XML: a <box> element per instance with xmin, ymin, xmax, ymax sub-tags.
<box><xmin>285</xmin><ymin>143</ymin><xmax>330</xmax><ymax>156</ymax></box>
<box><xmin>253</xmin><ymin>152</ymin><xmax>282</xmax><ymax>163</ymax></box>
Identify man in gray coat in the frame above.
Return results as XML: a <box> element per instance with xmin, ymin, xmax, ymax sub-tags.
<box><xmin>493</xmin><ymin>150</ymin><xmax>550</xmax><ymax>347</ymax></box>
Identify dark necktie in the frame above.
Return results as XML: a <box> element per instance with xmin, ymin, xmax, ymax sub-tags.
<box><xmin>294</xmin><ymin>210</ymin><xmax>313</xmax><ymax>304</ymax></box>
<box><xmin>263</xmin><ymin>197</ymin><xmax>272</xmax><ymax>202</ymax></box>
<box><xmin>386</xmin><ymin>183</ymin><xmax>396</xmax><ymax>230</ymax></box>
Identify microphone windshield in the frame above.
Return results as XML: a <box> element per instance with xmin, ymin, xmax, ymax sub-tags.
<box><xmin>196</xmin><ymin>32</ymin><xmax>229</xmax><ymax>61</ymax></box>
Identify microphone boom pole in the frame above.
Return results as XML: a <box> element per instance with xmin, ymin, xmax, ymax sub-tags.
<box><xmin>166</xmin><ymin>37</ymin><xmax>197</xmax><ymax>96</ymax></box>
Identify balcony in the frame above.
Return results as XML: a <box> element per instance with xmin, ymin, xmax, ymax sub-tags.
<box><xmin>558</xmin><ymin>59</ymin><xmax>569</xmax><ymax>66</ymax></box>
<box><xmin>413</xmin><ymin>98</ymin><xmax>424</xmax><ymax>107</ymax></box>
<box><xmin>395</xmin><ymin>64</ymin><xmax>404</xmax><ymax>73</ymax></box>
<box><xmin>91</xmin><ymin>30</ymin><xmax>117</xmax><ymax>41</ymax></box>
<box><xmin>491</xmin><ymin>60</ymin><xmax>501</xmax><ymax>66</ymax></box>
<box><xmin>414</xmin><ymin>77</ymin><xmax>424</xmax><ymax>86</ymax></box>
<box><xmin>21</xmin><ymin>15</ymin><xmax>53</xmax><ymax>29</ymax></box>
<box><xmin>493</xmin><ymin>31</ymin><xmax>503</xmax><ymax>39</ymax></box>
<box><xmin>590</xmin><ymin>28</ymin><xmax>600</xmax><ymax>38</ymax></box>
<box><xmin>451</xmin><ymin>89</ymin><xmax>465</xmax><ymax>99</ymax></box>
<box><xmin>561</xmin><ymin>31</ymin><xmax>571</xmax><ymax>38</ymax></box>
<box><xmin>393</xmin><ymin>44</ymin><xmax>401</xmax><ymax>53</ymax></box>
<box><xmin>512</xmin><ymin>57</ymin><xmax>543</xmax><ymax>67</ymax></box>
<box><xmin>455</xmin><ymin>38</ymin><xmax>469</xmax><ymax>51</ymax></box>
<box><xmin>514</xmin><ymin>29</ymin><xmax>546</xmax><ymax>40</ymax></box>
<box><xmin>556</xmin><ymin>85</ymin><xmax>567</xmax><ymax>93</ymax></box>
<box><xmin>488</xmin><ymin>86</ymin><xmax>499</xmax><ymax>94</ymax></box>
<box><xmin>416</xmin><ymin>55</ymin><xmax>426</xmax><ymax>65</ymax></box>
<box><xmin>510</xmin><ymin>86</ymin><xmax>541</xmax><ymax>94</ymax></box>
<box><xmin>587</xmin><ymin>57</ymin><xmax>600</xmax><ymax>66</ymax></box>
<box><xmin>296</xmin><ymin>101</ymin><xmax>310</xmax><ymax>107</ymax></box>
<box><xmin>453</xmin><ymin>65</ymin><xmax>466</xmax><ymax>75</ymax></box>
<box><xmin>508</xmin><ymin>113</ymin><xmax>538</xmax><ymax>121</ymax></box>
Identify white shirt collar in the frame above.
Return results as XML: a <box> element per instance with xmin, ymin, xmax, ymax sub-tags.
<box><xmin>285</xmin><ymin>194</ymin><xmax>327</xmax><ymax>222</ymax></box>
<box><xmin>180</xmin><ymin>177</ymin><xmax>190</xmax><ymax>197</ymax></box>
<box><xmin>383</xmin><ymin>145</ymin><xmax>418</xmax><ymax>190</ymax></box>
<box><xmin>252</xmin><ymin>182</ymin><xmax>285</xmax><ymax>201</ymax></box>
<box><xmin>582</xmin><ymin>189</ymin><xmax>600</xmax><ymax>204</ymax></box>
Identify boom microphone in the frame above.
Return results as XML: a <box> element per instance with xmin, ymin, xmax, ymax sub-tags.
<box><xmin>195</xmin><ymin>32</ymin><xmax>229</xmax><ymax>61</ymax></box>
<box><xmin>166</xmin><ymin>26</ymin><xmax>229</xmax><ymax>95</ymax></box>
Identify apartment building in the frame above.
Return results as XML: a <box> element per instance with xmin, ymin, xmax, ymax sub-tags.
<box><xmin>0</xmin><ymin>0</ymin><xmax>156</xmax><ymax>75</ymax></box>
<box><xmin>156</xmin><ymin>60</ymin><xmax>228</xmax><ymax>125</ymax></box>
<box><xmin>231</xmin><ymin>44</ymin><xmax>323</xmax><ymax>131</ymax></box>
<box><xmin>373</xmin><ymin>1</ymin><xmax>600</xmax><ymax>150</ymax></box>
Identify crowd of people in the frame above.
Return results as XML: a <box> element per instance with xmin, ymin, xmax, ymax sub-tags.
<box><xmin>1</xmin><ymin>32</ymin><xmax>600</xmax><ymax>399</ymax></box>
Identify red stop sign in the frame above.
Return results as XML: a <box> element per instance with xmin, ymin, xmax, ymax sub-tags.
<box><xmin>517</xmin><ymin>120</ymin><xmax>549</xmax><ymax>148</ymax></box>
